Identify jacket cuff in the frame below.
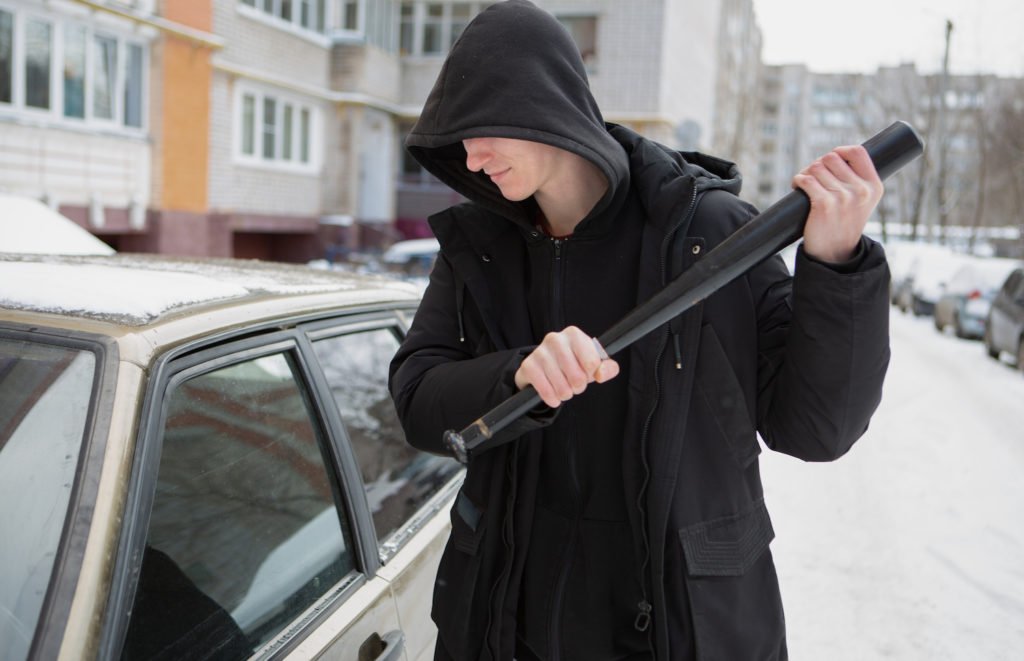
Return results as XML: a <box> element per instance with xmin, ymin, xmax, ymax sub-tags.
<box><xmin>500</xmin><ymin>346</ymin><xmax>559</xmax><ymax>426</ymax></box>
<box><xmin>797</xmin><ymin>236</ymin><xmax>871</xmax><ymax>275</ymax></box>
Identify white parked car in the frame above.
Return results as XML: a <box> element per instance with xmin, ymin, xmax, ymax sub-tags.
<box><xmin>889</xmin><ymin>242</ymin><xmax>971</xmax><ymax>316</ymax></box>
<box><xmin>0</xmin><ymin>253</ymin><xmax>461</xmax><ymax>661</ymax></box>
<box><xmin>0</xmin><ymin>194</ymin><xmax>115</xmax><ymax>255</ymax></box>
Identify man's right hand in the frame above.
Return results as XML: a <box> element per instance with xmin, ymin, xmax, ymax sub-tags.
<box><xmin>514</xmin><ymin>326</ymin><xmax>620</xmax><ymax>408</ymax></box>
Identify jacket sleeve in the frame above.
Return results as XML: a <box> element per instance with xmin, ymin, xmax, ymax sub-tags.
<box><xmin>750</xmin><ymin>235</ymin><xmax>891</xmax><ymax>462</ymax></box>
<box><xmin>389</xmin><ymin>253</ymin><xmax>554</xmax><ymax>456</ymax></box>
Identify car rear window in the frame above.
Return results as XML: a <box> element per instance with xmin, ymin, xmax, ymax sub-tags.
<box><xmin>312</xmin><ymin>328</ymin><xmax>462</xmax><ymax>553</ymax></box>
<box><xmin>0</xmin><ymin>339</ymin><xmax>95</xmax><ymax>661</ymax></box>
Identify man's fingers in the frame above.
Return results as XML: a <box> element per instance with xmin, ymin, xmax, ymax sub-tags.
<box><xmin>594</xmin><ymin>359</ymin><xmax>620</xmax><ymax>384</ymax></box>
<box><xmin>834</xmin><ymin>144</ymin><xmax>883</xmax><ymax>185</ymax></box>
<box><xmin>810</xmin><ymin>157</ymin><xmax>848</xmax><ymax>191</ymax></box>
<box><xmin>514</xmin><ymin>327</ymin><xmax>620</xmax><ymax>407</ymax></box>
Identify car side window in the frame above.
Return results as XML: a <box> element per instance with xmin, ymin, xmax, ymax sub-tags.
<box><xmin>122</xmin><ymin>351</ymin><xmax>356</xmax><ymax>660</ymax></box>
<box><xmin>312</xmin><ymin>327</ymin><xmax>461</xmax><ymax>550</ymax></box>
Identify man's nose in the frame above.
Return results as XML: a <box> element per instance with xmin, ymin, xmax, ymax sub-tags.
<box><xmin>463</xmin><ymin>138</ymin><xmax>491</xmax><ymax>172</ymax></box>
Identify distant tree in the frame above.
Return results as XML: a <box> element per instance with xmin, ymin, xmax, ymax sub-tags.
<box><xmin>984</xmin><ymin>79</ymin><xmax>1024</xmax><ymax>256</ymax></box>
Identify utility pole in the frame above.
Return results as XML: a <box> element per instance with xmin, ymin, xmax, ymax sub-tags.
<box><xmin>934</xmin><ymin>19</ymin><xmax>953</xmax><ymax>244</ymax></box>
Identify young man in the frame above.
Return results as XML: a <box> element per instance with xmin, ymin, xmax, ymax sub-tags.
<box><xmin>389</xmin><ymin>2</ymin><xmax>890</xmax><ymax>659</ymax></box>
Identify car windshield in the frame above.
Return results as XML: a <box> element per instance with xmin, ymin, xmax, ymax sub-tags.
<box><xmin>0</xmin><ymin>338</ymin><xmax>96</xmax><ymax>661</ymax></box>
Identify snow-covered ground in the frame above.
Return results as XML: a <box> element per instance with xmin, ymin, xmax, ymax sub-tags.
<box><xmin>761</xmin><ymin>310</ymin><xmax>1024</xmax><ymax>660</ymax></box>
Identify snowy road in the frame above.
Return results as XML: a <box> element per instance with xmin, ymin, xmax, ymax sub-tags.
<box><xmin>761</xmin><ymin>309</ymin><xmax>1024</xmax><ymax>660</ymax></box>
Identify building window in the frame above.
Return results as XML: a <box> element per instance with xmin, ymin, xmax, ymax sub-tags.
<box><xmin>422</xmin><ymin>3</ymin><xmax>443</xmax><ymax>54</ymax></box>
<box><xmin>399</xmin><ymin>1</ymin><xmax>491</xmax><ymax>57</ymax></box>
<box><xmin>63</xmin><ymin>25</ymin><xmax>86</xmax><ymax>118</ymax></box>
<box><xmin>0</xmin><ymin>7</ymin><xmax>147</xmax><ymax>130</ymax></box>
<box><xmin>262</xmin><ymin>97</ymin><xmax>277</xmax><ymax>159</ymax></box>
<box><xmin>241</xmin><ymin>94</ymin><xmax>256</xmax><ymax>155</ymax></box>
<box><xmin>282</xmin><ymin>103</ymin><xmax>294</xmax><ymax>160</ymax></box>
<box><xmin>25</xmin><ymin>18</ymin><xmax>51</xmax><ymax>109</ymax></box>
<box><xmin>93</xmin><ymin>35</ymin><xmax>117</xmax><ymax>120</ymax></box>
<box><xmin>449</xmin><ymin>2</ymin><xmax>470</xmax><ymax>46</ymax></box>
<box><xmin>236</xmin><ymin>86</ymin><xmax>317</xmax><ymax>170</ymax></box>
<box><xmin>239</xmin><ymin>0</ymin><xmax>327</xmax><ymax>35</ymax></box>
<box><xmin>334</xmin><ymin>0</ymin><xmax>398</xmax><ymax>51</ymax></box>
<box><xmin>0</xmin><ymin>9</ymin><xmax>11</xmax><ymax>104</ymax></box>
<box><xmin>124</xmin><ymin>43</ymin><xmax>144</xmax><ymax>127</ymax></box>
<box><xmin>399</xmin><ymin>2</ymin><xmax>414</xmax><ymax>53</ymax></box>
<box><xmin>342</xmin><ymin>0</ymin><xmax>359</xmax><ymax>29</ymax></box>
<box><xmin>300</xmin><ymin>108</ymin><xmax>310</xmax><ymax>163</ymax></box>
<box><xmin>556</xmin><ymin>15</ymin><xmax>597</xmax><ymax>70</ymax></box>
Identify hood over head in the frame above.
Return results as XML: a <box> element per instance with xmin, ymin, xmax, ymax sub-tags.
<box><xmin>405</xmin><ymin>0</ymin><xmax>630</xmax><ymax>226</ymax></box>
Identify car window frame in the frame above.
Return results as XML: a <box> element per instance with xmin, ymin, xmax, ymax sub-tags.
<box><xmin>101</xmin><ymin>306</ymin><xmax>416</xmax><ymax>660</ymax></box>
<box><xmin>301</xmin><ymin>313</ymin><xmax>465</xmax><ymax>564</ymax></box>
<box><xmin>0</xmin><ymin>323</ymin><xmax>119</xmax><ymax>661</ymax></box>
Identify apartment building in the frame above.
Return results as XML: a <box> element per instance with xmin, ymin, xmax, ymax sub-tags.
<box><xmin>2</xmin><ymin>0</ymin><xmax>763</xmax><ymax>260</ymax></box>
<box><xmin>752</xmin><ymin>62</ymin><xmax>1023</xmax><ymax>254</ymax></box>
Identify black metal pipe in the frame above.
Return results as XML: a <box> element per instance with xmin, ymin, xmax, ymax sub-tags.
<box><xmin>443</xmin><ymin>120</ymin><xmax>925</xmax><ymax>463</ymax></box>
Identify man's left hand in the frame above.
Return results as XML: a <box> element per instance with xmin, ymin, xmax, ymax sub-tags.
<box><xmin>793</xmin><ymin>144</ymin><xmax>884</xmax><ymax>264</ymax></box>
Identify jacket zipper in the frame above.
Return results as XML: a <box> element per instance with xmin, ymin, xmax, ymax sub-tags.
<box><xmin>632</xmin><ymin>185</ymin><xmax>701</xmax><ymax>640</ymax></box>
<box><xmin>547</xmin><ymin>237</ymin><xmax>582</xmax><ymax>661</ymax></box>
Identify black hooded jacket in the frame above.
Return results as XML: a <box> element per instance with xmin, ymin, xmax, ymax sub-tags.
<box><xmin>389</xmin><ymin>2</ymin><xmax>891</xmax><ymax>660</ymax></box>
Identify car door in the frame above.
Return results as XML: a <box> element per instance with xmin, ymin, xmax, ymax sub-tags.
<box><xmin>106</xmin><ymin>326</ymin><xmax>407</xmax><ymax>661</ymax></box>
<box><xmin>302</xmin><ymin>315</ymin><xmax>463</xmax><ymax>661</ymax></box>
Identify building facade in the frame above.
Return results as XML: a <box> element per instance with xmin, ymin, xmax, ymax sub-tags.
<box><xmin>2</xmin><ymin>0</ymin><xmax>765</xmax><ymax>260</ymax></box>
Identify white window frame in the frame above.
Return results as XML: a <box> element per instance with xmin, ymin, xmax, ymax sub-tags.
<box><xmin>233</xmin><ymin>82</ymin><xmax>321</xmax><ymax>174</ymax></box>
<box><xmin>554</xmin><ymin>13</ymin><xmax>598</xmax><ymax>73</ymax></box>
<box><xmin>332</xmin><ymin>0</ymin><xmax>399</xmax><ymax>52</ymax></box>
<box><xmin>236</xmin><ymin>0</ymin><xmax>331</xmax><ymax>46</ymax></box>
<box><xmin>0</xmin><ymin>2</ymin><xmax>148</xmax><ymax>135</ymax></box>
<box><xmin>398</xmin><ymin>1</ymin><xmax>490</xmax><ymax>59</ymax></box>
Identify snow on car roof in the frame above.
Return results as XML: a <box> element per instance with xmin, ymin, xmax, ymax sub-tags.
<box><xmin>0</xmin><ymin>254</ymin><xmax>419</xmax><ymax>326</ymax></box>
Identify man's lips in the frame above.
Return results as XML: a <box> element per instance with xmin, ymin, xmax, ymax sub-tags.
<box><xmin>487</xmin><ymin>168</ymin><xmax>510</xmax><ymax>183</ymax></box>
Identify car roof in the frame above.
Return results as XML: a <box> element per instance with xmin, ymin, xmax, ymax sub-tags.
<box><xmin>948</xmin><ymin>257</ymin><xmax>1023</xmax><ymax>293</ymax></box>
<box><xmin>0</xmin><ymin>253</ymin><xmax>420</xmax><ymax>331</ymax></box>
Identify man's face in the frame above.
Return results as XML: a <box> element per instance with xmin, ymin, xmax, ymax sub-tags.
<box><xmin>462</xmin><ymin>137</ymin><xmax>564</xmax><ymax>201</ymax></box>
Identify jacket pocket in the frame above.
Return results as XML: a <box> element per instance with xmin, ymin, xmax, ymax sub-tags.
<box><xmin>678</xmin><ymin>501</ymin><xmax>786</xmax><ymax>660</ymax></box>
<box><xmin>695</xmin><ymin>324</ymin><xmax>760</xmax><ymax>469</ymax></box>
<box><xmin>679</xmin><ymin>499</ymin><xmax>774</xmax><ymax>576</ymax></box>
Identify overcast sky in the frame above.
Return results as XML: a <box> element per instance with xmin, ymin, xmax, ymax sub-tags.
<box><xmin>751</xmin><ymin>0</ymin><xmax>1024</xmax><ymax>77</ymax></box>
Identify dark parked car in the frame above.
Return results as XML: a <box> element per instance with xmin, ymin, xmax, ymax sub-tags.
<box><xmin>933</xmin><ymin>258</ymin><xmax>1020</xmax><ymax>339</ymax></box>
<box><xmin>984</xmin><ymin>267</ymin><xmax>1024</xmax><ymax>369</ymax></box>
<box><xmin>0</xmin><ymin>253</ymin><xmax>462</xmax><ymax>661</ymax></box>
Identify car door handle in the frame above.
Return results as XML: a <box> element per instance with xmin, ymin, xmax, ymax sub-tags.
<box><xmin>359</xmin><ymin>630</ymin><xmax>405</xmax><ymax>661</ymax></box>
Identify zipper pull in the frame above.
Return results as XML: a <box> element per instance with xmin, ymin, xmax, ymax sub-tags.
<box><xmin>672</xmin><ymin>333</ymin><xmax>683</xmax><ymax>370</ymax></box>
<box><xmin>634</xmin><ymin>600</ymin><xmax>652</xmax><ymax>632</ymax></box>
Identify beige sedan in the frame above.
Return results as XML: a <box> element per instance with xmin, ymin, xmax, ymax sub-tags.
<box><xmin>0</xmin><ymin>253</ymin><xmax>461</xmax><ymax>661</ymax></box>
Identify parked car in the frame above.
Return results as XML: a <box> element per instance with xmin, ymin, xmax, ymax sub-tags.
<box><xmin>0</xmin><ymin>253</ymin><xmax>462</xmax><ymax>661</ymax></box>
<box><xmin>984</xmin><ymin>267</ymin><xmax>1024</xmax><ymax>369</ymax></box>
<box><xmin>933</xmin><ymin>257</ymin><xmax>1021</xmax><ymax>339</ymax></box>
<box><xmin>381</xmin><ymin>238</ymin><xmax>440</xmax><ymax>277</ymax></box>
<box><xmin>892</xmin><ymin>244</ymin><xmax>971</xmax><ymax>316</ymax></box>
<box><xmin>0</xmin><ymin>193</ymin><xmax>115</xmax><ymax>255</ymax></box>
